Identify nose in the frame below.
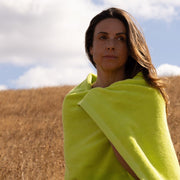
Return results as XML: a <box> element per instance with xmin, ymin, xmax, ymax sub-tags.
<box><xmin>106</xmin><ymin>39</ymin><xmax>115</xmax><ymax>51</ymax></box>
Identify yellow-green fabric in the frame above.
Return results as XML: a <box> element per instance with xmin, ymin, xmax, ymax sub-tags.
<box><xmin>62</xmin><ymin>72</ymin><xmax>180</xmax><ymax>180</ymax></box>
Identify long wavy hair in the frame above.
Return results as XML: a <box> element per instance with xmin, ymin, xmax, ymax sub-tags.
<box><xmin>85</xmin><ymin>7</ymin><xmax>169</xmax><ymax>110</ymax></box>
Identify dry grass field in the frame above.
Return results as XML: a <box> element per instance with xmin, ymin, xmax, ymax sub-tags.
<box><xmin>0</xmin><ymin>76</ymin><xmax>180</xmax><ymax>180</ymax></box>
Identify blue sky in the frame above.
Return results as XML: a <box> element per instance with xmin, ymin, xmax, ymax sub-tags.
<box><xmin>0</xmin><ymin>0</ymin><xmax>180</xmax><ymax>90</ymax></box>
<box><xmin>141</xmin><ymin>19</ymin><xmax>180</xmax><ymax>67</ymax></box>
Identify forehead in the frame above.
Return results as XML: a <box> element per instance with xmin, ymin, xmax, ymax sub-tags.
<box><xmin>94</xmin><ymin>18</ymin><xmax>126</xmax><ymax>34</ymax></box>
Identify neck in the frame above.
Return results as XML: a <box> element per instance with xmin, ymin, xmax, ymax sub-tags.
<box><xmin>92</xmin><ymin>69</ymin><xmax>125</xmax><ymax>88</ymax></box>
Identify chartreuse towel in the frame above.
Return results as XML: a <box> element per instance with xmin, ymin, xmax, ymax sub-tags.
<box><xmin>62</xmin><ymin>72</ymin><xmax>180</xmax><ymax>180</ymax></box>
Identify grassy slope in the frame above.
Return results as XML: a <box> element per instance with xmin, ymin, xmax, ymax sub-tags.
<box><xmin>0</xmin><ymin>76</ymin><xmax>180</xmax><ymax>179</ymax></box>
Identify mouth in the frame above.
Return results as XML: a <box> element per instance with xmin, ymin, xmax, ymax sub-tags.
<box><xmin>103</xmin><ymin>55</ymin><xmax>118</xmax><ymax>59</ymax></box>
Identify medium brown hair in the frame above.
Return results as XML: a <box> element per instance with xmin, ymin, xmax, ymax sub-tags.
<box><xmin>85</xmin><ymin>7</ymin><xmax>169</xmax><ymax>109</ymax></box>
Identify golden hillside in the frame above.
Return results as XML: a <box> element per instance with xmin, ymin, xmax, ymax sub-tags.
<box><xmin>0</xmin><ymin>77</ymin><xmax>180</xmax><ymax>179</ymax></box>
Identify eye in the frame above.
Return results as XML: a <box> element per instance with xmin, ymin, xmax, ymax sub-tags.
<box><xmin>117</xmin><ymin>36</ymin><xmax>126</xmax><ymax>41</ymax></box>
<box><xmin>99</xmin><ymin>35</ymin><xmax>107</xmax><ymax>40</ymax></box>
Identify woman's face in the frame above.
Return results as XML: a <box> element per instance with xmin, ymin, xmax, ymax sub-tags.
<box><xmin>90</xmin><ymin>18</ymin><xmax>129</xmax><ymax>73</ymax></box>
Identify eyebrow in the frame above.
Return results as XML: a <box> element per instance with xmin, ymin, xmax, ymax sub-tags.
<box><xmin>97</xmin><ymin>32</ymin><xmax>127</xmax><ymax>36</ymax></box>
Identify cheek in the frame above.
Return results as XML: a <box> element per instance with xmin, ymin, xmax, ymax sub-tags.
<box><xmin>91</xmin><ymin>43</ymin><xmax>103</xmax><ymax>58</ymax></box>
<box><xmin>119</xmin><ymin>45</ymin><xmax>129</xmax><ymax>56</ymax></box>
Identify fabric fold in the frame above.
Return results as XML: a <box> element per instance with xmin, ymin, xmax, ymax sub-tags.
<box><xmin>63</xmin><ymin>72</ymin><xmax>180</xmax><ymax>180</ymax></box>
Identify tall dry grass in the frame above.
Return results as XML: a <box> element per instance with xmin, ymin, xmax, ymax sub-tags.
<box><xmin>164</xmin><ymin>76</ymin><xmax>180</xmax><ymax>162</ymax></box>
<box><xmin>0</xmin><ymin>76</ymin><xmax>180</xmax><ymax>180</ymax></box>
<box><xmin>0</xmin><ymin>86</ymin><xmax>73</xmax><ymax>180</ymax></box>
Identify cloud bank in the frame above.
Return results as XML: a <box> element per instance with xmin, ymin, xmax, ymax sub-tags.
<box><xmin>0</xmin><ymin>0</ymin><xmax>180</xmax><ymax>89</ymax></box>
<box><xmin>13</xmin><ymin>64</ymin><xmax>95</xmax><ymax>88</ymax></box>
<box><xmin>157</xmin><ymin>64</ymin><xmax>180</xmax><ymax>77</ymax></box>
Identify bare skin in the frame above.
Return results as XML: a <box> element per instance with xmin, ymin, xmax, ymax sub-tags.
<box><xmin>111</xmin><ymin>144</ymin><xmax>140</xmax><ymax>180</ymax></box>
<box><xmin>90</xmin><ymin>18</ymin><xmax>128</xmax><ymax>88</ymax></box>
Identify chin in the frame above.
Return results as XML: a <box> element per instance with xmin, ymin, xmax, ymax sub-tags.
<box><xmin>101</xmin><ymin>62</ymin><xmax>125</xmax><ymax>72</ymax></box>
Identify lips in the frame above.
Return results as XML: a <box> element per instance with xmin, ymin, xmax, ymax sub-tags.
<box><xmin>103</xmin><ymin>55</ymin><xmax>118</xmax><ymax>59</ymax></box>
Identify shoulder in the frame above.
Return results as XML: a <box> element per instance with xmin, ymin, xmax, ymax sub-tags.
<box><xmin>63</xmin><ymin>73</ymin><xmax>96</xmax><ymax>105</ymax></box>
<box><xmin>66</xmin><ymin>73</ymin><xmax>96</xmax><ymax>95</ymax></box>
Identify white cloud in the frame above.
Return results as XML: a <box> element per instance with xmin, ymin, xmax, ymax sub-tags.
<box><xmin>0</xmin><ymin>0</ymin><xmax>100</xmax><ymax>66</ymax></box>
<box><xmin>13</xmin><ymin>63</ymin><xmax>95</xmax><ymax>89</ymax></box>
<box><xmin>0</xmin><ymin>0</ymin><xmax>53</xmax><ymax>14</ymax></box>
<box><xmin>0</xmin><ymin>85</ymin><xmax>8</xmax><ymax>91</ymax></box>
<box><xmin>157</xmin><ymin>64</ymin><xmax>180</xmax><ymax>76</ymax></box>
<box><xmin>103</xmin><ymin>0</ymin><xmax>180</xmax><ymax>21</ymax></box>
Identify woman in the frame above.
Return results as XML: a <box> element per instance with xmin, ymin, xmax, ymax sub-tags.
<box><xmin>62</xmin><ymin>8</ymin><xmax>180</xmax><ymax>179</ymax></box>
